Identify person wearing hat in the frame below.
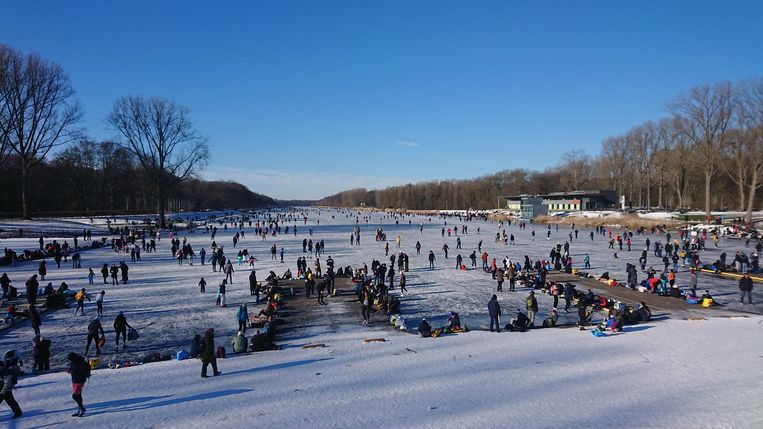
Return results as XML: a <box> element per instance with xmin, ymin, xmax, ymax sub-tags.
<box><xmin>85</xmin><ymin>316</ymin><xmax>105</xmax><ymax>356</ymax></box>
<box><xmin>113</xmin><ymin>311</ymin><xmax>132</xmax><ymax>352</ymax></box>
<box><xmin>0</xmin><ymin>358</ymin><xmax>22</xmax><ymax>418</ymax></box>
<box><xmin>488</xmin><ymin>294</ymin><xmax>502</xmax><ymax>332</ymax></box>
<box><xmin>66</xmin><ymin>352</ymin><xmax>90</xmax><ymax>417</ymax></box>
<box><xmin>231</xmin><ymin>330</ymin><xmax>248</xmax><ymax>353</ymax></box>
<box><xmin>418</xmin><ymin>318</ymin><xmax>432</xmax><ymax>337</ymax></box>
<box><xmin>526</xmin><ymin>291</ymin><xmax>538</xmax><ymax>327</ymax></box>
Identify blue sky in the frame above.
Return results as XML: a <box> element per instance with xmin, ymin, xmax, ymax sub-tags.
<box><xmin>2</xmin><ymin>1</ymin><xmax>762</xmax><ymax>199</ymax></box>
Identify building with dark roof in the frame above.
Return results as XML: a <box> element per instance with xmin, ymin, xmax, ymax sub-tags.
<box><xmin>505</xmin><ymin>190</ymin><xmax>618</xmax><ymax>216</ymax></box>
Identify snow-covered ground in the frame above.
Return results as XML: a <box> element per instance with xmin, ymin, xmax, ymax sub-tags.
<box><xmin>7</xmin><ymin>315</ymin><xmax>763</xmax><ymax>428</ymax></box>
<box><xmin>1</xmin><ymin>208</ymin><xmax>762</xmax><ymax>427</ymax></box>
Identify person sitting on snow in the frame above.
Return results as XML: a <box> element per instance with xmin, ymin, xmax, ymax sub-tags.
<box><xmin>231</xmin><ymin>331</ymin><xmax>248</xmax><ymax>354</ymax></box>
<box><xmin>250</xmin><ymin>328</ymin><xmax>278</xmax><ymax>352</ymax></box>
<box><xmin>542</xmin><ymin>308</ymin><xmax>558</xmax><ymax>328</ymax></box>
<box><xmin>700</xmin><ymin>290</ymin><xmax>720</xmax><ymax>306</ymax></box>
<box><xmin>190</xmin><ymin>334</ymin><xmax>203</xmax><ymax>359</ymax></box>
<box><xmin>447</xmin><ymin>312</ymin><xmax>461</xmax><ymax>331</ymax></box>
<box><xmin>418</xmin><ymin>318</ymin><xmax>432</xmax><ymax>337</ymax></box>
<box><xmin>509</xmin><ymin>310</ymin><xmax>531</xmax><ymax>332</ymax></box>
<box><xmin>636</xmin><ymin>302</ymin><xmax>652</xmax><ymax>322</ymax></box>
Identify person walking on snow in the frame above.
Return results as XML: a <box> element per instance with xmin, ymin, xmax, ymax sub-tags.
<box><xmin>224</xmin><ymin>260</ymin><xmax>234</xmax><ymax>283</ymax></box>
<box><xmin>113</xmin><ymin>311</ymin><xmax>132</xmax><ymax>351</ymax></box>
<box><xmin>95</xmin><ymin>290</ymin><xmax>105</xmax><ymax>316</ymax></box>
<box><xmin>739</xmin><ymin>274</ymin><xmax>754</xmax><ymax>304</ymax></box>
<box><xmin>0</xmin><ymin>358</ymin><xmax>23</xmax><ymax>419</ymax></box>
<box><xmin>236</xmin><ymin>304</ymin><xmax>249</xmax><ymax>333</ymax></box>
<box><xmin>73</xmin><ymin>288</ymin><xmax>91</xmax><ymax>316</ymax></box>
<box><xmin>100</xmin><ymin>264</ymin><xmax>109</xmax><ymax>284</ymax></box>
<box><xmin>526</xmin><ymin>291</ymin><xmax>538</xmax><ymax>327</ymax></box>
<box><xmin>488</xmin><ymin>294</ymin><xmax>501</xmax><ymax>332</ymax></box>
<box><xmin>67</xmin><ymin>352</ymin><xmax>90</xmax><ymax>417</ymax></box>
<box><xmin>201</xmin><ymin>328</ymin><xmax>221</xmax><ymax>378</ymax></box>
<box><xmin>84</xmin><ymin>317</ymin><xmax>105</xmax><ymax>356</ymax></box>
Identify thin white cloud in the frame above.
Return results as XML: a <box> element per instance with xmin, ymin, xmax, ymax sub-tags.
<box><xmin>202</xmin><ymin>166</ymin><xmax>414</xmax><ymax>200</ymax></box>
<box><xmin>395</xmin><ymin>140</ymin><xmax>420</xmax><ymax>148</ymax></box>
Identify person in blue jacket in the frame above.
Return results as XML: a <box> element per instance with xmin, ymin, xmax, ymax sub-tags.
<box><xmin>236</xmin><ymin>304</ymin><xmax>248</xmax><ymax>333</ymax></box>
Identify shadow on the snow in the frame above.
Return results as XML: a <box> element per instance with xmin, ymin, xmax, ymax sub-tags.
<box><xmin>86</xmin><ymin>389</ymin><xmax>253</xmax><ymax>415</ymax></box>
<box><xmin>621</xmin><ymin>325</ymin><xmax>654</xmax><ymax>333</ymax></box>
<box><xmin>18</xmin><ymin>381</ymin><xmax>56</xmax><ymax>389</ymax></box>
<box><xmin>225</xmin><ymin>357</ymin><xmax>333</xmax><ymax>377</ymax></box>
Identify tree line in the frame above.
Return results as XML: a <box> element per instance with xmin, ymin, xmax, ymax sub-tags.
<box><xmin>0</xmin><ymin>44</ymin><xmax>273</xmax><ymax>225</ymax></box>
<box><xmin>321</xmin><ymin>78</ymin><xmax>763</xmax><ymax>225</ymax></box>
<box><xmin>0</xmin><ymin>139</ymin><xmax>273</xmax><ymax>217</ymax></box>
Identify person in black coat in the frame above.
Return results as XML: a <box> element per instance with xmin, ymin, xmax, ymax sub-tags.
<box><xmin>0</xmin><ymin>360</ymin><xmax>22</xmax><ymax>418</ymax></box>
<box><xmin>488</xmin><ymin>294</ymin><xmax>501</xmax><ymax>332</ymax></box>
<box><xmin>510</xmin><ymin>310</ymin><xmax>530</xmax><ymax>332</ymax></box>
<box><xmin>418</xmin><ymin>318</ymin><xmax>432</xmax><ymax>337</ymax></box>
<box><xmin>35</xmin><ymin>336</ymin><xmax>51</xmax><ymax>372</ymax></box>
<box><xmin>67</xmin><ymin>352</ymin><xmax>90</xmax><ymax>416</ymax></box>
<box><xmin>113</xmin><ymin>312</ymin><xmax>132</xmax><ymax>352</ymax></box>
<box><xmin>190</xmin><ymin>334</ymin><xmax>203</xmax><ymax>358</ymax></box>
<box><xmin>739</xmin><ymin>274</ymin><xmax>754</xmax><ymax>304</ymax></box>
<box><xmin>201</xmin><ymin>328</ymin><xmax>221</xmax><ymax>378</ymax></box>
<box><xmin>30</xmin><ymin>304</ymin><xmax>42</xmax><ymax>336</ymax></box>
<box><xmin>84</xmin><ymin>318</ymin><xmax>105</xmax><ymax>356</ymax></box>
<box><xmin>100</xmin><ymin>264</ymin><xmax>109</xmax><ymax>284</ymax></box>
<box><xmin>26</xmin><ymin>274</ymin><xmax>39</xmax><ymax>306</ymax></box>
<box><xmin>249</xmin><ymin>271</ymin><xmax>257</xmax><ymax>296</ymax></box>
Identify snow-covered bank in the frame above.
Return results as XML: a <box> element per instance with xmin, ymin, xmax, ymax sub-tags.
<box><xmin>8</xmin><ymin>316</ymin><xmax>763</xmax><ymax>428</ymax></box>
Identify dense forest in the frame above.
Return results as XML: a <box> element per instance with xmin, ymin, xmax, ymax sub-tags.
<box><xmin>320</xmin><ymin>78</ymin><xmax>763</xmax><ymax>223</ymax></box>
<box><xmin>0</xmin><ymin>140</ymin><xmax>274</xmax><ymax>217</ymax></box>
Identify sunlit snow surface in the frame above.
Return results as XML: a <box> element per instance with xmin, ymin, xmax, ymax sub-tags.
<box><xmin>1</xmin><ymin>209</ymin><xmax>761</xmax><ymax>428</ymax></box>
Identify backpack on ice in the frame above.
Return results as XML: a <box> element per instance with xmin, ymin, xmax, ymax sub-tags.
<box><xmin>176</xmin><ymin>350</ymin><xmax>190</xmax><ymax>361</ymax></box>
<box><xmin>128</xmin><ymin>327</ymin><xmax>140</xmax><ymax>341</ymax></box>
<box><xmin>216</xmin><ymin>346</ymin><xmax>226</xmax><ymax>359</ymax></box>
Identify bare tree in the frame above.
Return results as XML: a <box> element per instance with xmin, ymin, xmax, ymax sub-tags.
<box><xmin>671</xmin><ymin>82</ymin><xmax>733</xmax><ymax>217</ymax></box>
<box><xmin>559</xmin><ymin>149</ymin><xmax>591</xmax><ymax>191</ymax></box>
<box><xmin>0</xmin><ymin>44</ymin><xmax>83</xmax><ymax>218</ymax></box>
<box><xmin>600</xmin><ymin>135</ymin><xmax>631</xmax><ymax>199</ymax></box>
<box><xmin>736</xmin><ymin>77</ymin><xmax>763</xmax><ymax>225</ymax></box>
<box><xmin>665</xmin><ymin>117</ymin><xmax>692</xmax><ymax>209</ymax></box>
<box><xmin>628</xmin><ymin>122</ymin><xmax>659</xmax><ymax>207</ymax></box>
<box><xmin>718</xmin><ymin>128</ymin><xmax>749</xmax><ymax>210</ymax></box>
<box><xmin>107</xmin><ymin>96</ymin><xmax>209</xmax><ymax>228</ymax></box>
<box><xmin>0</xmin><ymin>45</ymin><xmax>13</xmax><ymax>164</ymax></box>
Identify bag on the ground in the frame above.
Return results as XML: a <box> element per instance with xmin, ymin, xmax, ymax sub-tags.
<box><xmin>176</xmin><ymin>350</ymin><xmax>190</xmax><ymax>361</ymax></box>
<box><xmin>216</xmin><ymin>346</ymin><xmax>226</xmax><ymax>359</ymax></box>
<box><xmin>128</xmin><ymin>327</ymin><xmax>139</xmax><ymax>341</ymax></box>
<box><xmin>89</xmin><ymin>357</ymin><xmax>101</xmax><ymax>370</ymax></box>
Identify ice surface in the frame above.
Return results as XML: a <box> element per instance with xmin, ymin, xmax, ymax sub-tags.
<box><xmin>0</xmin><ymin>209</ymin><xmax>761</xmax><ymax>427</ymax></box>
